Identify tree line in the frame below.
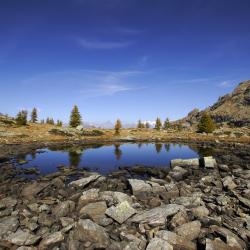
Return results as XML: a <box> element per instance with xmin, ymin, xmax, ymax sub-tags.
<box><xmin>14</xmin><ymin>105</ymin><xmax>215</xmax><ymax>134</ymax></box>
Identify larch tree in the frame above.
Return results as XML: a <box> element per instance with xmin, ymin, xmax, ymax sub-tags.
<box><xmin>155</xmin><ymin>117</ymin><xmax>162</xmax><ymax>130</ymax></box>
<box><xmin>197</xmin><ymin>112</ymin><xmax>216</xmax><ymax>133</ymax></box>
<box><xmin>114</xmin><ymin>119</ymin><xmax>122</xmax><ymax>134</ymax></box>
<box><xmin>163</xmin><ymin>118</ymin><xmax>171</xmax><ymax>130</ymax></box>
<box><xmin>69</xmin><ymin>105</ymin><xmax>82</xmax><ymax>128</ymax></box>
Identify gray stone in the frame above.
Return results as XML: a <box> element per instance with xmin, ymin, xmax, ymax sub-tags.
<box><xmin>169</xmin><ymin>166</ymin><xmax>188</xmax><ymax>181</ymax></box>
<box><xmin>79</xmin><ymin>201</ymin><xmax>107</xmax><ymax>223</ymax></box>
<box><xmin>146</xmin><ymin>238</ymin><xmax>173</xmax><ymax>250</ymax></box>
<box><xmin>78</xmin><ymin>188</ymin><xmax>100</xmax><ymax>208</ymax></box>
<box><xmin>7</xmin><ymin>229</ymin><xmax>41</xmax><ymax>246</ymax></box>
<box><xmin>203</xmin><ymin>156</ymin><xmax>217</xmax><ymax>168</ymax></box>
<box><xmin>69</xmin><ymin>174</ymin><xmax>101</xmax><ymax>188</ymax></box>
<box><xmin>128</xmin><ymin>179</ymin><xmax>152</xmax><ymax>195</ymax></box>
<box><xmin>222</xmin><ymin>176</ymin><xmax>237</xmax><ymax>190</ymax></box>
<box><xmin>191</xmin><ymin>206</ymin><xmax>209</xmax><ymax>218</ymax></box>
<box><xmin>39</xmin><ymin>231</ymin><xmax>64</xmax><ymax>250</ymax></box>
<box><xmin>173</xmin><ymin>195</ymin><xmax>203</xmax><ymax>208</ymax></box>
<box><xmin>170</xmin><ymin>158</ymin><xmax>199</xmax><ymax>168</ymax></box>
<box><xmin>74</xmin><ymin>219</ymin><xmax>110</xmax><ymax>248</ymax></box>
<box><xmin>0</xmin><ymin>216</ymin><xmax>19</xmax><ymax>239</ymax></box>
<box><xmin>156</xmin><ymin>230</ymin><xmax>196</xmax><ymax>250</ymax></box>
<box><xmin>105</xmin><ymin>201</ymin><xmax>136</xmax><ymax>224</ymax></box>
<box><xmin>174</xmin><ymin>220</ymin><xmax>201</xmax><ymax>240</ymax></box>
<box><xmin>52</xmin><ymin>200</ymin><xmax>75</xmax><ymax>217</ymax></box>
<box><xmin>60</xmin><ymin>217</ymin><xmax>74</xmax><ymax>227</ymax></box>
<box><xmin>131</xmin><ymin>204</ymin><xmax>184</xmax><ymax>227</ymax></box>
<box><xmin>0</xmin><ymin>197</ymin><xmax>17</xmax><ymax>209</ymax></box>
<box><xmin>164</xmin><ymin>183</ymin><xmax>179</xmax><ymax>199</ymax></box>
<box><xmin>205</xmin><ymin>238</ymin><xmax>238</xmax><ymax>250</ymax></box>
<box><xmin>21</xmin><ymin>182</ymin><xmax>50</xmax><ymax>199</ymax></box>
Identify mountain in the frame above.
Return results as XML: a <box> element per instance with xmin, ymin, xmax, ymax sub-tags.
<box><xmin>178</xmin><ymin>80</ymin><xmax>250</xmax><ymax>128</ymax></box>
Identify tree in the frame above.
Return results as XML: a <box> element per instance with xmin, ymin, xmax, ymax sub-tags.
<box><xmin>137</xmin><ymin>120</ymin><xmax>143</xmax><ymax>129</ymax></box>
<box><xmin>163</xmin><ymin>118</ymin><xmax>171</xmax><ymax>130</ymax></box>
<box><xmin>31</xmin><ymin>108</ymin><xmax>38</xmax><ymax>123</ymax></box>
<box><xmin>46</xmin><ymin>118</ymin><xmax>55</xmax><ymax>125</ymax></box>
<box><xmin>114</xmin><ymin>119</ymin><xmax>122</xmax><ymax>134</ymax></box>
<box><xmin>40</xmin><ymin>119</ymin><xmax>45</xmax><ymax>124</ymax></box>
<box><xmin>197</xmin><ymin>112</ymin><xmax>216</xmax><ymax>133</ymax></box>
<box><xmin>56</xmin><ymin>120</ymin><xmax>63</xmax><ymax>127</ymax></box>
<box><xmin>69</xmin><ymin>105</ymin><xmax>82</xmax><ymax>128</ymax></box>
<box><xmin>145</xmin><ymin>122</ymin><xmax>150</xmax><ymax>129</ymax></box>
<box><xmin>155</xmin><ymin>117</ymin><xmax>162</xmax><ymax>130</ymax></box>
<box><xmin>16</xmin><ymin>110</ymin><xmax>28</xmax><ymax>125</ymax></box>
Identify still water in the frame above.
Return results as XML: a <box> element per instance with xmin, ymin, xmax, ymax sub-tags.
<box><xmin>16</xmin><ymin>143</ymin><xmax>201</xmax><ymax>175</ymax></box>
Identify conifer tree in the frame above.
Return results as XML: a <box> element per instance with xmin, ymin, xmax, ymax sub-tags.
<box><xmin>155</xmin><ymin>117</ymin><xmax>162</xmax><ymax>130</ymax></box>
<box><xmin>163</xmin><ymin>118</ymin><xmax>171</xmax><ymax>130</ymax></box>
<box><xmin>137</xmin><ymin>120</ymin><xmax>143</xmax><ymax>129</ymax></box>
<box><xmin>197</xmin><ymin>112</ymin><xmax>216</xmax><ymax>133</ymax></box>
<box><xmin>145</xmin><ymin>122</ymin><xmax>150</xmax><ymax>129</ymax></box>
<box><xmin>56</xmin><ymin>120</ymin><xmax>63</xmax><ymax>127</ymax></box>
<box><xmin>114</xmin><ymin>119</ymin><xmax>122</xmax><ymax>134</ymax></box>
<box><xmin>69</xmin><ymin>105</ymin><xmax>82</xmax><ymax>128</ymax></box>
<box><xmin>40</xmin><ymin>119</ymin><xmax>45</xmax><ymax>124</ymax></box>
<box><xmin>31</xmin><ymin>108</ymin><xmax>38</xmax><ymax>123</ymax></box>
<box><xmin>16</xmin><ymin>110</ymin><xmax>28</xmax><ymax>125</ymax></box>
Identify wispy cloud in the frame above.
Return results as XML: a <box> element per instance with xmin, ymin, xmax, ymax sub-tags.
<box><xmin>77</xmin><ymin>38</ymin><xmax>133</xmax><ymax>49</ymax></box>
<box><xmin>21</xmin><ymin>69</ymin><xmax>146</xmax><ymax>98</ymax></box>
<box><xmin>218</xmin><ymin>80</ymin><xmax>235</xmax><ymax>88</ymax></box>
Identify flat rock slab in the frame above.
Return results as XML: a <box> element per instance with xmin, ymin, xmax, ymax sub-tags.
<box><xmin>39</xmin><ymin>231</ymin><xmax>64</xmax><ymax>250</ymax></box>
<box><xmin>174</xmin><ymin>220</ymin><xmax>201</xmax><ymax>241</ymax></box>
<box><xmin>131</xmin><ymin>204</ymin><xmax>184</xmax><ymax>227</ymax></box>
<box><xmin>128</xmin><ymin>179</ymin><xmax>152</xmax><ymax>195</ymax></box>
<box><xmin>170</xmin><ymin>158</ymin><xmax>199</xmax><ymax>168</ymax></box>
<box><xmin>0</xmin><ymin>216</ymin><xmax>19</xmax><ymax>240</ymax></box>
<box><xmin>203</xmin><ymin>156</ymin><xmax>217</xmax><ymax>168</ymax></box>
<box><xmin>21</xmin><ymin>182</ymin><xmax>50</xmax><ymax>198</ymax></box>
<box><xmin>69</xmin><ymin>174</ymin><xmax>101</xmax><ymax>188</ymax></box>
<box><xmin>105</xmin><ymin>201</ymin><xmax>136</xmax><ymax>224</ymax></box>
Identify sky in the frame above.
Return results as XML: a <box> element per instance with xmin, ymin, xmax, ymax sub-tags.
<box><xmin>0</xmin><ymin>0</ymin><xmax>250</xmax><ymax>124</ymax></box>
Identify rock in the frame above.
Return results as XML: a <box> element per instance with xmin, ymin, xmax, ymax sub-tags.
<box><xmin>169</xmin><ymin>210</ymin><xmax>189</xmax><ymax>229</ymax></box>
<box><xmin>48</xmin><ymin>127</ymin><xmax>77</xmax><ymax>137</ymax></box>
<box><xmin>99</xmin><ymin>191</ymin><xmax>133</xmax><ymax>206</ymax></box>
<box><xmin>169</xmin><ymin>166</ymin><xmax>188</xmax><ymax>181</ymax></box>
<box><xmin>173</xmin><ymin>195</ymin><xmax>203</xmax><ymax>208</ymax></box>
<box><xmin>205</xmin><ymin>238</ymin><xmax>237</xmax><ymax>250</ymax></box>
<box><xmin>131</xmin><ymin>204</ymin><xmax>184</xmax><ymax>227</ymax></box>
<box><xmin>76</xmin><ymin>125</ymin><xmax>84</xmax><ymax>131</ymax></box>
<box><xmin>222</xmin><ymin>176</ymin><xmax>237</xmax><ymax>190</ymax></box>
<box><xmin>21</xmin><ymin>182</ymin><xmax>50</xmax><ymax>199</ymax></box>
<box><xmin>0</xmin><ymin>197</ymin><xmax>17</xmax><ymax>209</ymax></box>
<box><xmin>60</xmin><ymin>217</ymin><xmax>74</xmax><ymax>227</ymax></box>
<box><xmin>105</xmin><ymin>201</ymin><xmax>136</xmax><ymax>224</ymax></box>
<box><xmin>52</xmin><ymin>200</ymin><xmax>75</xmax><ymax>217</ymax></box>
<box><xmin>120</xmin><ymin>232</ymin><xmax>147</xmax><ymax>250</ymax></box>
<box><xmin>146</xmin><ymin>237</ymin><xmax>173</xmax><ymax>250</ymax></box>
<box><xmin>74</xmin><ymin>219</ymin><xmax>110</xmax><ymax>248</ymax></box>
<box><xmin>203</xmin><ymin>156</ymin><xmax>217</xmax><ymax>168</ymax></box>
<box><xmin>38</xmin><ymin>213</ymin><xmax>55</xmax><ymax>227</ymax></box>
<box><xmin>210</xmin><ymin>225</ymin><xmax>246</xmax><ymax>249</ymax></box>
<box><xmin>236</xmin><ymin>195</ymin><xmax>250</xmax><ymax>209</ymax></box>
<box><xmin>79</xmin><ymin>201</ymin><xmax>107</xmax><ymax>223</ymax></box>
<box><xmin>39</xmin><ymin>231</ymin><xmax>64</xmax><ymax>250</ymax></box>
<box><xmin>164</xmin><ymin>183</ymin><xmax>179</xmax><ymax>199</ymax></box>
<box><xmin>156</xmin><ymin>230</ymin><xmax>196</xmax><ymax>250</ymax></box>
<box><xmin>0</xmin><ymin>216</ymin><xmax>19</xmax><ymax>239</ymax></box>
<box><xmin>78</xmin><ymin>189</ymin><xmax>100</xmax><ymax>207</ymax></box>
<box><xmin>170</xmin><ymin>158</ymin><xmax>199</xmax><ymax>168</ymax></box>
<box><xmin>69</xmin><ymin>174</ymin><xmax>101</xmax><ymax>188</ymax></box>
<box><xmin>174</xmin><ymin>220</ymin><xmax>201</xmax><ymax>240</ymax></box>
<box><xmin>218</xmin><ymin>164</ymin><xmax>229</xmax><ymax>172</ymax></box>
<box><xmin>191</xmin><ymin>206</ymin><xmax>209</xmax><ymax>218</ymax></box>
<box><xmin>7</xmin><ymin>229</ymin><xmax>41</xmax><ymax>246</ymax></box>
<box><xmin>128</xmin><ymin>179</ymin><xmax>152</xmax><ymax>195</ymax></box>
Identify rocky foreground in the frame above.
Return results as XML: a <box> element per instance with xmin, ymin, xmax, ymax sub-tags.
<box><xmin>0</xmin><ymin>155</ymin><xmax>250</xmax><ymax>249</ymax></box>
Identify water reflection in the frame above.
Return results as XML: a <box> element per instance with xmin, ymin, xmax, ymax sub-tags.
<box><xmin>155</xmin><ymin>143</ymin><xmax>163</xmax><ymax>154</ymax></box>
<box><xmin>114</xmin><ymin>144</ymin><xmax>122</xmax><ymax>160</ymax></box>
<box><xmin>164</xmin><ymin>144</ymin><xmax>170</xmax><ymax>152</ymax></box>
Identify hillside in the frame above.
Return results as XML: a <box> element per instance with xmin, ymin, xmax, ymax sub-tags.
<box><xmin>179</xmin><ymin>80</ymin><xmax>250</xmax><ymax>128</ymax></box>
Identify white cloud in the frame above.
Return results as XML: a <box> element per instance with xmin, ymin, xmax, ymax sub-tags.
<box><xmin>77</xmin><ymin>38</ymin><xmax>133</xmax><ymax>49</ymax></box>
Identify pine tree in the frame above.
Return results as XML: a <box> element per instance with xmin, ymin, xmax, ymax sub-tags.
<box><xmin>40</xmin><ymin>119</ymin><xmax>45</xmax><ymax>124</ymax></box>
<box><xmin>145</xmin><ymin>122</ymin><xmax>150</xmax><ymax>129</ymax></box>
<box><xmin>56</xmin><ymin>120</ymin><xmax>63</xmax><ymax>127</ymax></box>
<box><xmin>31</xmin><ymin>108</ymin><xmax>38</xmax><ymax>123</ymax></box>
<box><xmin>163</xmin><ymin>118</ymin><xmax>171</xmax><ymax>130</ymax></box>
<box><xmin>114</xmin><ymin>119</ymin><xmax>122</xmax><ymax>134</ymax></box>
<box><xmin>137</xmin><ymin>120</ymin><xmax>143</xmax><ymax>129</ymax></box>
<box><xmin>69</xmin><ymin>105</ymin><xmax>82</xmax><ymax>128</ymax></box>
<box><xmin>155</xmin><ymin>117</ymin><xmax>162</xmax><ymax>130</ymax></box>
<box><xmin>197</xmin><ymin>112</ymin><xmax>216</xmax><ymax>133</ymax></box>
<box><xmin>16</xmin><ymin>110</ymin><xmax>28</xmax><ymax>125</ymax></box>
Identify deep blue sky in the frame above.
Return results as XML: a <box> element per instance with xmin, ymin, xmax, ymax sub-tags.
<box><xmin>0</xmin><ymin>0</ymin><xmax>250</xmax><ymax>124</ymax></box>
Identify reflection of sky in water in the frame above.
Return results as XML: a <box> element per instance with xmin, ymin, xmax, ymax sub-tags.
<box><xmin>17</xmin><ymin>143</ymin><xmax>199</xmax><ymax>175</ymax></box>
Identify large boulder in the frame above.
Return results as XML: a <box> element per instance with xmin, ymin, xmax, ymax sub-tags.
<box><xmin>174</xmin><ymin>220</ymin><xmax>201</xmax><ymax>240</ymax></box>
<box><xmin>128</xmin><ymin>179</ymin><xmax>152</xmax><ymax>195</ymax></box>
<box><xmin>0</xmin><ymin>216</ymin><xmax>19</xmax><ymax>240</ymax></box>
<box><xmin>170</xmin><ymin>158</ymin><xmax>199</xmax><ymax>168</ymax></box>
<box><xmin>39</xmin><ymin>231</ymin><xmax>64</xmax><ymax>250</ymax></box>
<box><xmin>52</xmin><ymin>200</ymin><xmax>75</xmax><ymax>218</ymax></box>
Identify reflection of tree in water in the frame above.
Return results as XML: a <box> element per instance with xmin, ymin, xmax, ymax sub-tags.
<box><xmin>16</xmin><ymin>154</ymin><xmax>27</xmax><ymax>164</ymax></box>
<box><xmin>114</xmin><ymin>144</ymin><xmax>122</xmax><ymax>160</ymax></box>
<box><xmin>155</xmin><ymin>143</ymin><xmax>163</xmax><ymax>154</ymax></box>
<box><xmin>197</xmin><ymin>147</ymin><xmax>214</xmax><ymax>157</ymax></box>
<box><xmin>30</xmin><ymin>151</ymin><xmax>36</xmax><ymax>160</ymax></box>
<box><xmin>138</xmin><ymin>143</ymin><xmax>143</xmax><ymax>149</ymax></box>
<box><xmin>68</xmin><ymin>147</ymin><xmax>84</xmax><ymax>167</ymax></box>
<box><xmin>164</xmin><ymin>144</ymin><xmax>170</xmax><ymax>152</ymax></box>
